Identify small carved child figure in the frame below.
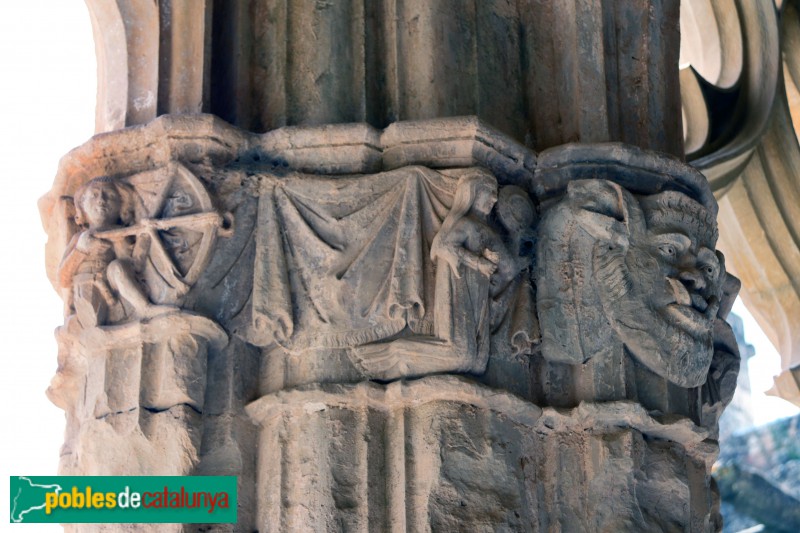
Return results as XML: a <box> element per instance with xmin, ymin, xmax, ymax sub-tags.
<box><xmin>58</xmin><ymin>177</ymin><xmax>166</xmax><ymax>328</ymax></box>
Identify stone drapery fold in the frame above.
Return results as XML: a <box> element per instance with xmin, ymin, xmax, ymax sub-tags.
<box><xmin>252</xmin><ymin>166</ymin><xmax>457</xmax><ymax>351</ymax></box>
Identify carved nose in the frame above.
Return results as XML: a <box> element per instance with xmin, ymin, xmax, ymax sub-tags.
<box><xmin>679</xmin><ymin>269</ymin><xmax>705</xmax><ymax>292</ymax></box>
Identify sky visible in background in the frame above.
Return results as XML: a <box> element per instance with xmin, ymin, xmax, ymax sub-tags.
<box><xmin>1</xmin><ymin>3</ymin><xmax>96</xmax><ymax>529</ymax></box>
<box><xmin>732</xmin><ymin>300</ymin><xmax>800</xmax><ymax>424</ymax></box>
<box><xmin>0</xmin><ymin>2</ymin><xmax>797</xmax><ymax>527</ymax></box>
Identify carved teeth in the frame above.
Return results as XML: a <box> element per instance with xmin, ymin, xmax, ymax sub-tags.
<box><xmin>667</xmin><ymin>277</ymin><xmax>692</xmax><ymax>306</ymax></box>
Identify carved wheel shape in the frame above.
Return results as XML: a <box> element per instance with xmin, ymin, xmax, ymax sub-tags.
<box><xmin>103</xmin><ymin>163</ymin><xmax>224</xmax><ymax>305</ymax></box>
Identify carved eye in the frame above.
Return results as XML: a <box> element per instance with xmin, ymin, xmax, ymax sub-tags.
<box><xmin>701</xmin><ymin>263</ymin><xmax>718</xmax><ymax>278</ymax></box>
<box><xmin>658</xmin><ymin>244</ymin><xmax>676</xmax><ymax>258</ymax></box>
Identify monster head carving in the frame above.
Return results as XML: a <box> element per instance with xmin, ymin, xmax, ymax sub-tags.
<box><xmin>537</xmin><ymin>178</ymin><xmax>728</xmax><ymax>388</ymax></box>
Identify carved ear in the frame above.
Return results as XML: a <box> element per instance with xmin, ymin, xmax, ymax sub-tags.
<box><xmin>566</xmin><ymin>179</ymin><xmax>627</xmax><ymax>222</ymax></box>
<box><xmin>717</xmin><ymin>254</ymin><xmax>740</xmax><ymax>320</ymax></box>
<box><xmin>566</xmin><ymin>179</ymin><xmax>631</xmax><ymax>245</ymax></box>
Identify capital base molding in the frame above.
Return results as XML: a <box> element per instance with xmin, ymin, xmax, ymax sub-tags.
<box><xmin>247</xmin><ymin>376</ymin><xmax>717</xmax><ymax>533</ymax></box>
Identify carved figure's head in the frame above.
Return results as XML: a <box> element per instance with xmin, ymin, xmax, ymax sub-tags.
<box><xmin>497</xmin><ymin>186</ymin><xmax>535</xmax><ymax>234</ymax></box>
<box><xmin>632</xmin><ymin>191</ymin><xmax>722</xmax><ymax>342</ymax></box>
<box><xmin>74</xmin><ymin>177</ymin><xmax>135</xmax><ymax>230</ymax></box>
<box><xmin>537</xmin><ymin>179</ymin><xmax>726</xmax><ymax>387</ymax></box>
<box><xmin>497</xmin><ymin>185</ymin><xmax>536</xmax><ymax>257</ymax></box>
<box><xmin>608</xmin><ymin>187</ymin><xmax>723</xmax><ymax>386</ymax></box>
<box><xmin>451</xmin><ymin>169</ymin><xmax>498</xmax><ymax>220</ymax></box>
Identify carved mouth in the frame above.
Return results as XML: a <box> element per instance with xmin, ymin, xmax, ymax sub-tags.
<box><xmin>663</xmin><ymin>277</ymin><xmax>717</xmax><ymax>338</ymax></box>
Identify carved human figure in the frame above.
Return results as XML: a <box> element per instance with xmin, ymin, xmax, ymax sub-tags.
<box><xmin>538</xmin><ymin>179</ymin><xmax>726</xmax><ymax>387</ymax></box>
<box><xmin>344</xmin><ymin>168</ymin><xmax>525</xmax><ymax>380</ymax></box>
<box><xmin>430</xmin><ymin>169</ymin><xmax>512</xmax><ymax>372</ymax></box>
<box><xmin>52</xmin><ymin>173</ymin><xmax>229</xmax><ymax>477</ymax></box>
<box><xmin>58</xmin><ymin>177</ymin><xmax>171</xmax><ymax>328</ymax></box>
<box><xmin>489</xmin><ymin>185</ymin><xmax>538</xmax><ymax>355</ymax></box>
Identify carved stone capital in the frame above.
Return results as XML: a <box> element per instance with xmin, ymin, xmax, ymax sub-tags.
<box><xmin>41</xmin><ymin>116</ymin><xmax>739</xmax><ymax>530</ymax></box>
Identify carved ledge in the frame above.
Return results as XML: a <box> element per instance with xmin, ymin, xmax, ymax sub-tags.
<box><xmin>535</xmin><ymin>142</ymin><xmax>717</xmax><ymax>213</ymax></box>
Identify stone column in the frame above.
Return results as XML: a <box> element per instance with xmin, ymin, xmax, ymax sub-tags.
<box><xmin>40</xmin><ymin>1</ymin><xmax>740</xmax><ymax>531</ymax></box>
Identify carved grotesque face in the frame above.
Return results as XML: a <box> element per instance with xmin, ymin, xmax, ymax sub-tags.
<box><xmin>598</xmin><ymin>190</ymin><xmax>723</xmax><ymax>387</ymax></box>
<box><xmin>636</xmin><ymin>193</ymin><xmax>721</xmax><ymax>339</ymax></box>
<box><xmin>537</xmin><ymin>180</ymin><xmax>723</xmax><ymax>388</ymax></box>
<box><xmin>79</xmin><ymin>180</ymin><xmax>122</xmax><ymax>230</ymax></box>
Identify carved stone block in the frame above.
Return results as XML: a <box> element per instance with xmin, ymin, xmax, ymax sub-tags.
<box><xmin>40</xmin><ymin>116</ymin><xmax>739</xmax><ymax>531</ymax></box>
<box><xmin>247</xmin><ymin>376</ymin><xmax>718</xmax><ymax>532</ymax></box>
<box><xmin>248</xmin><ymin>165</ymin><xmax>535</xmax><ymax>381</ymax></box>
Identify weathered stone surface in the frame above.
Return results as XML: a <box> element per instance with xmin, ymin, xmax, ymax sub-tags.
<box><xmin>249</xmin><ymin>166</ymin><xmax>535</xmax><ymax>382</ymax></box>
<box><xmin>86</xmin><ymin>0</ymin><xmax>683</xmax><ymax>155</ymax></box>
<box><xmin>41</xmin><ymin>116</ymin><xmax>739</xmax><ymax>530</ymax></box>
<box><xmin>538</xmin><ymin>178</ymin><xmax>722</xmax><ymax>386</ymax></box>
<box><xmin>44</xmin><ymin>158</ymin><xmax>231</xmax><ymax>482</ymax></box>
<box><xmin>247</xmin><ymin>376</ymin><xmax>715</xmax><ymax>533</ymax></box>
<box><xmin>40</xmin><ymin>0</ymin><xmax>774</xmax><ymax>528</ymax></box>
<box><xmin>717</xmin><ymin>313</ymin><xmax>755</xmax><ymax>443</ymax></box>
<box><xmin>529</xmin><ymin>145</ymin><xmax>740</xmax><ymax>437</ymax></box>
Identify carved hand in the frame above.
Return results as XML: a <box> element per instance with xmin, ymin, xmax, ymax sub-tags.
<box><xmin>76</xmin><ymin>231</ymin><xmax>112</xmax><ymax>255</ymax></box>
<box><xmin>483</xmin><ymin>249</ymin><xmax>501</xmax><ymax>264</ymax></box>
<box><xmin>477</xmin><ymin>257</ymin><xmax>497</xmax><ymax>277</ymax></box>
